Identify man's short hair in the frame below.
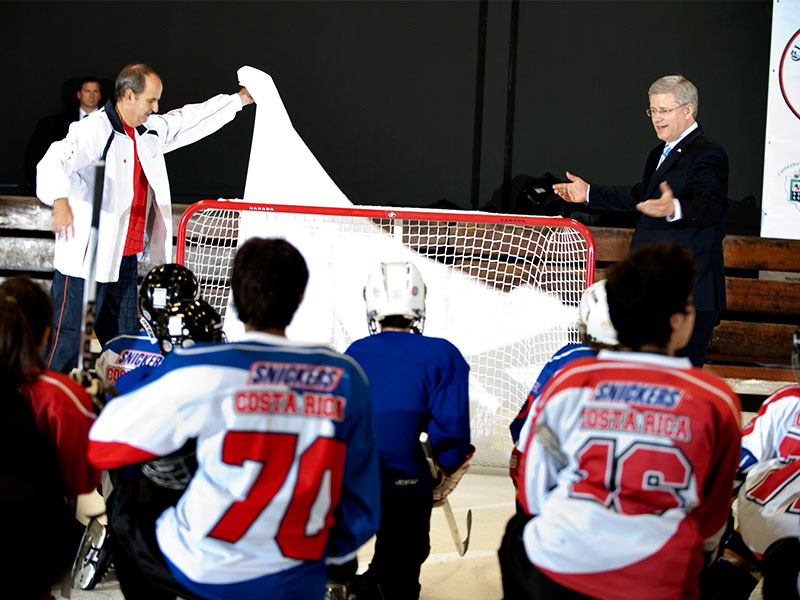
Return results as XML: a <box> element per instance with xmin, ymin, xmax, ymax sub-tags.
<box><xmin>232</xmin><ymin>238</ymin><xmax>308</xmax><ymax>331</ymax></box>
<box><xmin>605</xmin><ymin>242</ymin><xmax>697</xmax><ymax>351</ymax></box>
<box><xmin>78</xmin><ymin>76</ymin><xmax>100</xmax><ymax>90</ymax></box>
<box><xmin>648</xmin><ymin>75</ymin><xmax>699</xmax><ymax>119</ymax></box>
<box><xmin>115</xmin><ymin>64</ymin><xmax>158</xmax><ymax>101</ymax></box>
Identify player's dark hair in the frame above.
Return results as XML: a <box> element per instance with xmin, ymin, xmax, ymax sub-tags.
<box><xmin>0</xmin><ymin>297</ymin><xmax>43</xmax><ymax>385</ymax></box>
<box><xmin>605</xmin><ymin>242</ymin><xmax>696</xmax><ymax>351</ymax></box>
<box><xmin>0</xmin><ymin>276</ymin><xmax>52</xmax><ymax>362</ymax></box>
<box><xmin>232</xmin><ymin>238</ymin><xmax>308</xmax><ymax>331</ymax></box>
<box><xmin>115</xmin><ymin>63</ymin><xmax>158</xmax><ymax>101</ymax></box>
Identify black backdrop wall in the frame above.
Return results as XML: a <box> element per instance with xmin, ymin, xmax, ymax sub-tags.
<box><xmin>1</xmin><ymin>1</ymin><xmax>771</xmax><ymax>235</ymax></box>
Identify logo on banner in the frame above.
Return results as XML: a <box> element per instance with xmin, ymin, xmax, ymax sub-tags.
<box><xmin>791</xmin><ymin>176</ymin><xmax>800</xmax><ymax>204</ymax></box>
<box><xmin>778</xmin><ymin>163</ymin><xmax>800</xmax><ymax>212</ymax></box>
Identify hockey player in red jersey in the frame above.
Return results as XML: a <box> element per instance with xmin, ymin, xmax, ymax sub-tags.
<box><xmin>345</xmin><ymin>262</ymin><xmax>473</xmax><ymax>600</ymax></box>
<box><xmin>704</xmin><ymin>326</ymin><xmax>800</xmax><ymax>600</ymax></box>
<box><xmin>0</xmin><ymin>276</ymin><xmax>100</xmax><ymax>499</ymax></box>
<box><xmin>499</xmin><ymin>242</ymin><xmax>742</xmax><ymax>600</ymax></box>
<box><xmin>87</xmin><ymin>238</ymin><xmax>380</xmax><ymax>600</ymax></box>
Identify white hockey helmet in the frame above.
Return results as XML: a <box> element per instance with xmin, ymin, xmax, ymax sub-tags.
<box><xmin>578</xmin><ymin>279</ymin><xmax>618</xmax><ymax>347</ymax></box>
<box><xmin>363</xmin><ymin>262</ymin><xmax>426</xmax><ymax>334</ymax></box>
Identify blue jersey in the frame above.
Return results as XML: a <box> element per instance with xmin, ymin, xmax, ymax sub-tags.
<box><xmin>509</xmin><ymin>343</ymin><xmax>595</xmax><ymax>444</ymax></box>
<box><xmin>89</xmin><ymin>331</ymin><xmax>380</xmax><ymax>599</ymax></box>
<box><xmin>94</xmin><ymin>332</ymin><xmax>163</xmax><ymax>386</ymax></box>
<box><xmin>345</xmin><ymin>331</ymin><xmax>471</xmax><ymax>494</ymax></box>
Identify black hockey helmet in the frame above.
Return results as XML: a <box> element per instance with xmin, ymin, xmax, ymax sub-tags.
<box><xmin>139</xmin><ymin>264</ymin><xmax>199</xmax><ymax>337</ymax></box>
<box><xmin>154</xmin><ymin>299</ymin><xmax>223</xmax><ymax>355</ymax></box>
<box><xmin>793</xmin><ymin>326</ymin><xmax>799</xmax><ymax>385</ymax></box>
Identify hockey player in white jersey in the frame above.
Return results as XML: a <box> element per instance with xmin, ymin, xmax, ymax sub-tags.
<box><xmin>73</xmin><ymin>297</ymin><xmax>224</xmax><ymax>595</ymax></box>
<box><xmin>345</xmin><ymin>262</ymin><xmax>472</xmax><ymax>600</ymax></box>
<box><xmin>93</xmin><ymin>263</ymin><xmax>199</xmax><ymax>386</ymax></box>
<box><xmin>499</xmin><ymin>243</ymin><xmax>742</xmax><ymax>600</ymax></box>
<box><xmin>704</xmin><ymin>326</ymin><xmax>800</xmax><ymax>600</ymax></box>
<box><xmin>88</xmin><ymin>238</ymin><xmax>381</xmax><ymax>600</ymax></box>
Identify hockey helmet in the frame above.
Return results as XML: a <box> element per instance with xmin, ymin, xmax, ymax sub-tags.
<box><xmin>578</xmin><ymin>279</ymin><xmax>618</xmax><ymax>347</ymax></box>
<box><xmin>154</xmin><ymin>299</ymin><xmax>223</xmax><ymax>355</ymax></box>
<box><xmin>793</xmin><ymin>326</ymin><xmax>799</xmax><ymax>385</ymax></box>
<box><xmin>139</xmin><ymin>264</ymin><xmax>199</xmax><ymax>339</ymax></box>
<box><xmin>363</xmin><ymin>262</ymin><xmax>426</xmax><ymax>335</ymax></box>
<box><xmin>141</xmin><ymin>439</ymin><xmax>198</xmax><ymax>490</ymax></box>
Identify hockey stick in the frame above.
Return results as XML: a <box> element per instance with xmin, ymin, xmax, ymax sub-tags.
<box><xmin>533</xmin><ymin>422</ymin><xmax>568</xmax><ymax>468</ymax></box>
<box><xmin>78</xmin><ymin>161</ymin><xmax>105</xmax><ymax>373</ymax></box>
<box><xmin>419</xmin><ymin>432</ymin><xmax>472</xmax><ymax>557</ymax></box>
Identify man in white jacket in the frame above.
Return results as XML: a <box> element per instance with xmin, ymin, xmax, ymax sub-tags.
<box><xmin>37</xmin><ymin>63</ymin><xmax>253</xmax><ymax>372</ymax></box>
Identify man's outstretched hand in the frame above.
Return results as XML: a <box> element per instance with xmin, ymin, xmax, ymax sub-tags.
<box><xmin>552</xmin><ymin>171</ymin><xmax>589</xmax><ymax>204</ymax></box>
<box><xmin>636</xmin><ymin>181</ymin><xmax>676</xmax><ymax>218</ymax></box>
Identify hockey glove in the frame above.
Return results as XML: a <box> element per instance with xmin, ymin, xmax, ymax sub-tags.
<box><xmin>433</xmin><ymin>445</ymin><xmax>475</xmax><ymax>506</ymax></box>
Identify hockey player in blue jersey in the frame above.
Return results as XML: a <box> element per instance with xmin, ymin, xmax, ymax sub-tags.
<box><xmin>73</xmin><ymin>297</ymin><xmax>224</xmax><ymax>596</ymax></box>
<box><xmin>508</xmin><ymin>279</ymin><xmax>619</xmax><ymax>446</ymax></box>
<box><xmin>345</xmin><ymin>262</ymin><xmax>473</xmax><ymax>600</ymax></box>
<box><xmin>94</xmin><ymin>263</ymin><xmax>199</xmax><ymax>386</ymax></box>
<box><xmin>88</xmin><ymin>238</ymin><xmax>381</xmax><ymax>600</ymax></box>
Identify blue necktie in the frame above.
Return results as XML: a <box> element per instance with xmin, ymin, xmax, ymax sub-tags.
<box><xmin>657</xmin><ymin>145</ymin><xmax>672</xmax><ymax>169</ymax></box>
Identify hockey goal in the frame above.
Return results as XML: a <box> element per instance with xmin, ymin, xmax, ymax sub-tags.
<box><xmin>177</xmin><ymin>200</ymin><xmax>595</xmax><ymax>469</ymax></box>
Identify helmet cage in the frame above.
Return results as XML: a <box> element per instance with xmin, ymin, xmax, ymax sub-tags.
<box><xmin>154</xmin><ymin>299</ymin><xmax>224</xmax><ymax>355</ymax></box>
<box><xmin>139</xmin><ymin>264</ymin><xmax>199</xmax><ymax>342</ymax></box>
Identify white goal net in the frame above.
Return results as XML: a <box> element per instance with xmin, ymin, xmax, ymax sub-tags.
<box><xmin>177</xmin><ymin>201</ymin><xmax>595</xmax><ymax>469</ymax></box>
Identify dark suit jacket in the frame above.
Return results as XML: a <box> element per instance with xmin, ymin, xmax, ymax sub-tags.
<box><xmin>590</xmin><ymin>124</ymin><xmax>729</xmax><ymax>313</ymax></box>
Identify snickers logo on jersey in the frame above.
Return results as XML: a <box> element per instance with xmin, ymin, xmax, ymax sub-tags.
<box><xmin>593</xmin><ymin>382</ymin><xmax>682</xmax><ymax>408</ymax></box>
<box><xmin>117</xmin><ymin>349</ymin><xmax>164</xmax><ymax>369</ymax></box>
<box><xmin>247</xmin><ymin>362</ymin><xmax>344</xmax><ymax>391</ymax></box>
<box><xmin>234</xmin><ymin>390</ymin><xmax>346</xmax><ymax>421</ymax></box>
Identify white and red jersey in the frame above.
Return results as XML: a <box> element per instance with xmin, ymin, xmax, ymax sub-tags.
<box><xmin>20</xmin><ymin>369</ymin><xmax>101</xmax><ymax>498</ymax></box>
<box><xmin>736</xmin><ymin>384</ymin><xmax>800</xmax><ymax>557</ymax></box>
<box><xmin>87</xmin><ymin>331</ymin><xmax>380</xmax><ymax>598</ymax></box>
<box><xmin>515</xmin><ymin>350</ymin><xmax>741</xmax><ymax>600</ymax></box>
<box><xmin>741</xmin><ymin>384</ymin><xmax>800</xmax><ymax>464</ymax></box>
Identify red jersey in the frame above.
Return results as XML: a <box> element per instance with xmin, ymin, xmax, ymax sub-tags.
<box><xmin>515</xmin><ymin>350</ymin><xmax>741</xmax><ymax>600</ymax></box>
<box><xmin>21</xmin><ymin>370</ymin><xmax>101</xmax><ymax>497</ymax></box>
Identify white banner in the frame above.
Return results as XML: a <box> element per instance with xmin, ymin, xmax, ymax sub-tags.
<box><xmin>761</xmin><ymin>0</ymin><xmax>800</xmax><ymax>239</ymax></box>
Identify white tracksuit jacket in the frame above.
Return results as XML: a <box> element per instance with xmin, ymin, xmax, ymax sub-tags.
<box><xmin>36</xmin><ymin>93</ymin><xmax>243</xmax><ymax>282</ymax></box>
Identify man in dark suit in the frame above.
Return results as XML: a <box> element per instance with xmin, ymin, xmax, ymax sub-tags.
<box><xmin>25</xmin><ymin>76</ymin><xmax>103</xmax><ymax>185</ymax></box>
<box><xmin>553</xmin><ymin>75</ymin><xmax>728</xmax><ymax>367</ymax></box>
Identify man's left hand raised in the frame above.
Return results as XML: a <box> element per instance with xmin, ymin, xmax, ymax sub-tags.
<box><xmin>636</xmin><ymin>181</ymin><xmax>676</xmax><ymax>218</ymax></box>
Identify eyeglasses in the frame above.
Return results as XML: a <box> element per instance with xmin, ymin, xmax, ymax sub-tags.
<box><xmin>645</xmin><ymin>103</ymin><xmax>688</xmax><ymax>118</ymax></box>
